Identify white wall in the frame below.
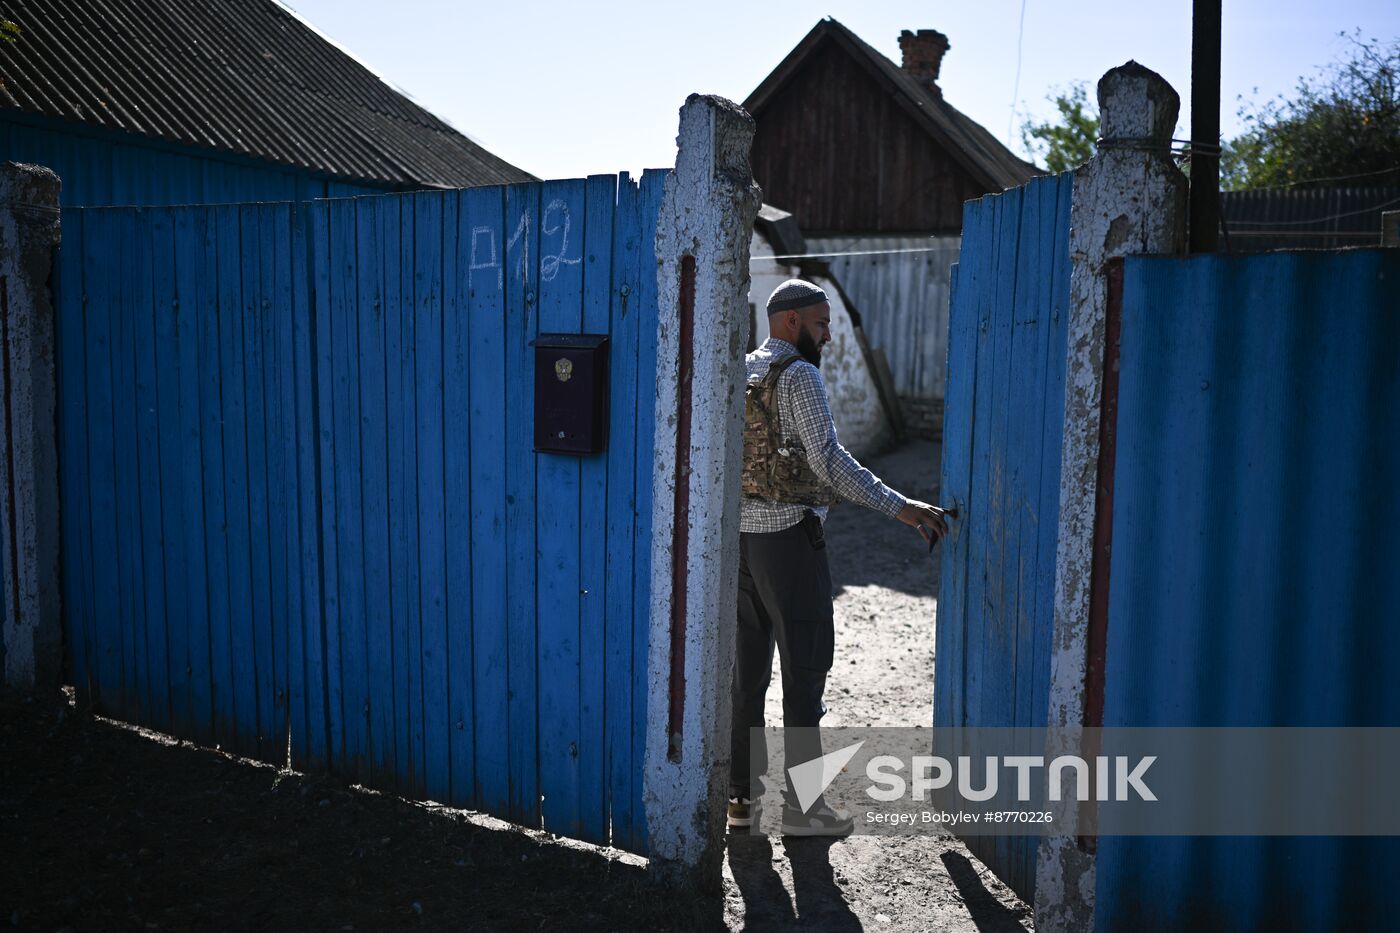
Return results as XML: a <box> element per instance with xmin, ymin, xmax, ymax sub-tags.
<box><xmin>748</xmin><ymin>231</ymin><xmax>892</xmax><ymax>459</ymax></box>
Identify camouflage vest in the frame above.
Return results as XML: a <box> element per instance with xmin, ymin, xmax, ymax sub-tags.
<box><xmin>741</xmin><ymin>354</ymin><xmax>839</xmax><ymax>506</ymax></box>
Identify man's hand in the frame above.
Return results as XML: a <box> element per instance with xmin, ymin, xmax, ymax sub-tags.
<box><xmin>897</xmin><ymin>500</ymin><xmax>952</xmax><ymax>547</ymax></box>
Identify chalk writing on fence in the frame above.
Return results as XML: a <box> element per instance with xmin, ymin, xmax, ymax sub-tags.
<box><xmin>469</xmin><ymin>225</ymin><xmax>499</xmax><ymax>289</ymax></box>
<box><xmin>541</xmin><ymin>199</ymin><xmax>582</xmax><ymax>282</ymax></box>
<box><xmin>467</xmin><ymin>204</ymin><xmax>581</xmax><ymax>290</ymax></box>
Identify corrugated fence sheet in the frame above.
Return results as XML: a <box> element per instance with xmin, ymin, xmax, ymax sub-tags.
<box><xmin>53</xmin><ymin>174</ymin><xmax>666</xmax><ymax>853</ymax></box>
<box><xmin>1098</xmin><ymin>250</ymin><xmax>1400</xmax><ymax>931</ymax></box>
<box><xmin>807</xmin><ymin>234</ymin><xmax>961</xmax><ymax>401</ymax></box>
<box><xmin>936</xmin><ymin>171</ymin><xmax>1072</xmax><ymax>903</ymax></box>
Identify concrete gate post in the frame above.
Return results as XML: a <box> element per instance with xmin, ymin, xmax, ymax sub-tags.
<box><xmin>645</xmin><ymin>94</ymin><xmax>761</xmax><ymax>892</ymax></box>
<box><xmin>0</xmin><ymin>162</ymin><xmax>63</xmax><ymax>694</ymax></box>
<box><xmin>1035</xmin><ymin>64</ymin><xmax>1187</xmax><ymax>932</ymax></box>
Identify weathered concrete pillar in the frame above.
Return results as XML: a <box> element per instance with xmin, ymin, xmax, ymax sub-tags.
<box><xmin>0</xmin><ymin>162</ymin><xmax>63</xmax><ymax>695</ymax></box>
<box><xmin>1035</xmin><ymin>64</ymin><xmax>1186</xmax><ymax>932</ymax></box>
<box><xmin>645</xmin><ymin>94</ymin><xmax>761</xmax><ymax>892</ymax></box>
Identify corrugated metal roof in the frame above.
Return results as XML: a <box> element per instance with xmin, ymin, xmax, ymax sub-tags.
<box><xmin>1221</xmin><ymin>187</ymin><xmax>1400</xmax><ymax>251</ymax></box>
<box><xmin>745</xmin><ymin>18</ymin><xmax>1041</xmax><ymax>192</ymax></box>
<box><xmin>0</xmin><ymin>0</ymin><xmax>535</xmax><ymax>188</ymax></box>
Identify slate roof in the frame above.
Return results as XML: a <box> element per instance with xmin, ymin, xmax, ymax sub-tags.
<box><xmin>745</xmin><ymin>18</ymin><xmax>1039</xmax><ymax>192</ymax></box>
<box><xmin>0</xmin><ymin>0</ymin><xmax>535</xmax><ymax>187</ymax></box>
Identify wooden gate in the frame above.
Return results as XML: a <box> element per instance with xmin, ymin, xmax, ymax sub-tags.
<box><xmin>934</xmin><ymin>172</ymin><xmax>1072</xmax><ymax>899</ymax></box>
<box><xmin>53</xmin><ymin>173</ymin><xmax>665</xmax><ymax>851</ymax></box>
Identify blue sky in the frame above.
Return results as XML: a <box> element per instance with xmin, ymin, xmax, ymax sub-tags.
<box><xmin>282</xmin><ymin>0</ymin><xmax>1400</xmax><ymax>180</ymax></box>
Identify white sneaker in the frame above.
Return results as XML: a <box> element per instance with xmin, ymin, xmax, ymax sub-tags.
<box><xmin>727</xmin><ymin>796</ymin><xmax>759</xmax><ymax>828</ymax></box>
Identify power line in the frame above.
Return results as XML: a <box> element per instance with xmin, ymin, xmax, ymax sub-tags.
<box><xmin>1007</xmin><ymin>0</ymin><xmax>1029</xmax><ymax>146</ymax></box>
<box><xmin>1233</xmin><ymin>165</ymin><xmax>1400</xmax><ymax>191</ymax></box>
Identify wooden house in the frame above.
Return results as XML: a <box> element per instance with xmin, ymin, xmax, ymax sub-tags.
<box><xmin>0</xmin><ymin>0</ymin><xmax>533</xmax><ymax>209</ymax></box>
<box><xmin>745</xmin><ymin>19</ymin><xmax>1038</xmax><ymax>432</ymax></box>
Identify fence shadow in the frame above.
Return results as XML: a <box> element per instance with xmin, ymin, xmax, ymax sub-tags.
<box><xmin>939</xmin><ymin>851</ymin><xmax>1033</xmax><ymax>933</ymax></box>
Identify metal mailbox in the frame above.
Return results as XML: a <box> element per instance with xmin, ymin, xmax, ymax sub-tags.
<box><xmin>533</xmin><ymin>333</ymin><xmax>609</xmax><ymax>455</ymax></box>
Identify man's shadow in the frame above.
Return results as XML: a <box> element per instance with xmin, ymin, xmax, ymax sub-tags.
<box><xmin>727</xmin><ymin>834</ymin><xmax>861</xmax><ymax>932</ymax></box>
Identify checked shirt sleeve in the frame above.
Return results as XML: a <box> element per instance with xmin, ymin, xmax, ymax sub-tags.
<box><xmin>783</xmin><ymin>364</ymin><xmax>907</xmax><ymax>518</ymax></box>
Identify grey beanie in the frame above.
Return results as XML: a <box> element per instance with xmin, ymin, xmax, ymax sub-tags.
<box><xmin>766</xmin><ymin>278</ymin><xmax>828</xmax><ymax>313</ymax></box>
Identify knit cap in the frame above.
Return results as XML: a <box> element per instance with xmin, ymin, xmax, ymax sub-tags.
<box><xmin>765</xmin><ymin>278</ymin><xmax>828</xmax><ymax>313</ymax></box>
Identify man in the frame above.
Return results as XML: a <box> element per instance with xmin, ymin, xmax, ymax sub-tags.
<box><xmin>729</xmin><ymin>278</ymin><xmax>949</xmax><ymax>836</ymax></box>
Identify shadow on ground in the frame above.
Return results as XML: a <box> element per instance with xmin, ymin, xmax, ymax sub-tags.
<box><xmin>727</xmin><ymin>835</ymin><xmax>861</xmax><ymax>932</ymax></box>
<box><xmin>1</xmin><ymin>696</ymin><xmax>721</xmax><ymax>932</ymax></box>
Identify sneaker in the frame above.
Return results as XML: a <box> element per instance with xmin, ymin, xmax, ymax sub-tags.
<box><xmin>780</xmin><ymin>800</ymin><xmax>855</xmax><ymax>837</ymax></box>
<box><xmin>727</xmin><ymin>796</ymin><xmax>759</xmax><ymax>829</ymax></box>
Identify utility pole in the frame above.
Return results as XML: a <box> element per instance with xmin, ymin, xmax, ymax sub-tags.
<box><xmin>1189</xmin><ymin>0</ymin><xmax>1222</xmax><ymax>252</ymax></box>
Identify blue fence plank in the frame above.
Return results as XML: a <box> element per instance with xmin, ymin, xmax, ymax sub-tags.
<box><xmin>355</xmin><ymin>193</ymin><xmax>396</xmax><ymax>786</ymax></box>
<box><xmin>290</xmin><ymin>201</ymin><xmax>328</xmax><ymax>770</ymax></box>
<box><xmin>218</xmin><ymin>203</ymin><xmax>259</xmax><ymax>758</ymax></box>
<box><xmin>263</xmin><ymin>202</ymin><xmax>296</xmax><ymax>763</ymax></box>
<box><xmin>504</xmin><ymin>182</ymin><xmax>542</xmax><ymax>827</ymax></box>
<box><xmin>630</xmin><ymin>168</ymin><xmax>667</xmax><ymax>850</ymax></box>
<box><xmin>577</xmin><ymin>173</ymin><xmax>615</xmax><ymax>845</ymax></box>
<box><xmin>135</xmin><ymin>207</ymin><xmax>167</xmax><ymax>730</ymax></box>
<box><xmin>311</xmin><ymin>200</ymin><xmax>344</xmax><ymax>769</ymax></box>
<box><xmin>328</xmin><ymin>196</ymin><xmax>368</xmax><ymax>776</ymax></box>
<box><xmin>443</xmin><ymin>189</ymin><xmax>476</xmax><ymax>807</ymax></box>
<box><xmin>464</xmin><ymin>185</ymin><xmax>510</xmax><ymax>815</ymax></box>
<box><xmin>171</xmin><ymin>207</ymin><xmax>215</xmax><ymax>744</ymax></box>
<box><xmin>604</xmin><ymin>173</ymin><xmax>641</xmax><ymax>848</ymax></box>
<box><xmin>55</xmin><ymin>209</ymin><xmax>94</xmax><ymax>705</ymax></box>
<box><xmin>199</xmin><ymin>208</ymin><xmax>234</xmax><ymax>744</ymax></box>
<box><xmin>391</xmin><ymin>193</ymin><xmax>426</xmax><ymax>795</ymax></box>
<box><xmin>112</xmin><ymin>208</ymin><xmax>149</xmax><ymax>725</ymax></box>
<box><xmin>414</xmin><ymin>191</ymin><xmax>452</xmax><ymax>805</ymax></box>
<box><xmin>536</xmin><ymin>178</ymin><xmax>586</xmax><ymax>837</ymax></box>
<box><xmin>242</xmin><ymin>204</ymin><xmax>278</xmax><ymax>762</ymax></box>
<box><xmin>151</xmin><ymin>207</ymin><xmax>188</xmax><ymax>739</ymax></box>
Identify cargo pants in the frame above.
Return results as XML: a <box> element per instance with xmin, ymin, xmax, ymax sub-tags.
<box><xmin>728</xmin><ymin>510</ymin><xmax>835</xmax><ymax>801</ymax></box>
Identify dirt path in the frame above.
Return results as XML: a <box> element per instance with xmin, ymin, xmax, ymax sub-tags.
<box><xmin>722</xmin><ymin>439</ymin><xmax>1034</xmax><ymax>932</ymax></box>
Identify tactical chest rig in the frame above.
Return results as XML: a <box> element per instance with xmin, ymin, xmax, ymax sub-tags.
<box><xmin>741</xmin><ymin>354</ymin><xmax>839</xmax><ymax>506</ymax></box>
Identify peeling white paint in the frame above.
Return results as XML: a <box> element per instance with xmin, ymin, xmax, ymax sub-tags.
<box><xmin>644</xmin><ymin>95</ymin><xmax>761</xmax><ymax>893</ymax></box>
<box><xmin>1035</xmin><ymin>62</ymin><xmax>1187</xmax><ymax>933</ymax></box>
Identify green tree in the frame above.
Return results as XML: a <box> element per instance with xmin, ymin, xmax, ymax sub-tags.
<box><xmin>1222</xmin><ymin>33</ymin><xmax>1400</xmax><ymax>190</ymax></box>
<box><xmin>1020</xmin><ymin>83</ymin><xmax>1100</xmax><ymax>173</ymax></box>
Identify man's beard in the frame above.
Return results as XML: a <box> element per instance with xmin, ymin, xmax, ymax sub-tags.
<box><xmin>794</xmin><ymin>330</ymin><xmax>822</xmax><ymax>367</ymax></box>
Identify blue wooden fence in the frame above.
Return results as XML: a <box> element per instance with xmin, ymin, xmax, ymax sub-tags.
<box><xmin>53</xmin><ymin>173</ymin><xmax>666</xmax><ymax>852</ymax></box>
<box><xmin>1096</xmin><ymin>250</ymin><xmax>1400</xmax><ymax>931</ymax></box>
<box><xmin>936</xmin><ymin>172</ymin><xmax>1072</xmax><ymax>901</ymax></box>
<box><xmin>3</xmin><ymin>114</ymin><xmax>384</xmax><ymax>209</ymax></box>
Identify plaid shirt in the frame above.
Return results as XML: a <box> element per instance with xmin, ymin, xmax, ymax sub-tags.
<box><xmin>740</xmin><ymin>338</ymin><xmax>907</xmax><ymax>533</ymax></box>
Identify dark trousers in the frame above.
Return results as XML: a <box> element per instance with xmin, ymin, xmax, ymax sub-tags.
<box><xmin>729</xmin><ymin>511</ymin><xmax>835</xmax><ymax>800</ymax></box>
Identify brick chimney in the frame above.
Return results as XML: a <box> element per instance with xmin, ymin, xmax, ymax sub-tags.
<box><xmin>898</xmin><ymin>29</ymin><xmax>950</xmax><ymax>97</ymax></box>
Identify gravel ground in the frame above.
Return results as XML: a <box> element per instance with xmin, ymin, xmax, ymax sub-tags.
<box><xmin>721</xmin><ymin>438</ymin><xmax>1035</xmax><ymax>932</ymax></box>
